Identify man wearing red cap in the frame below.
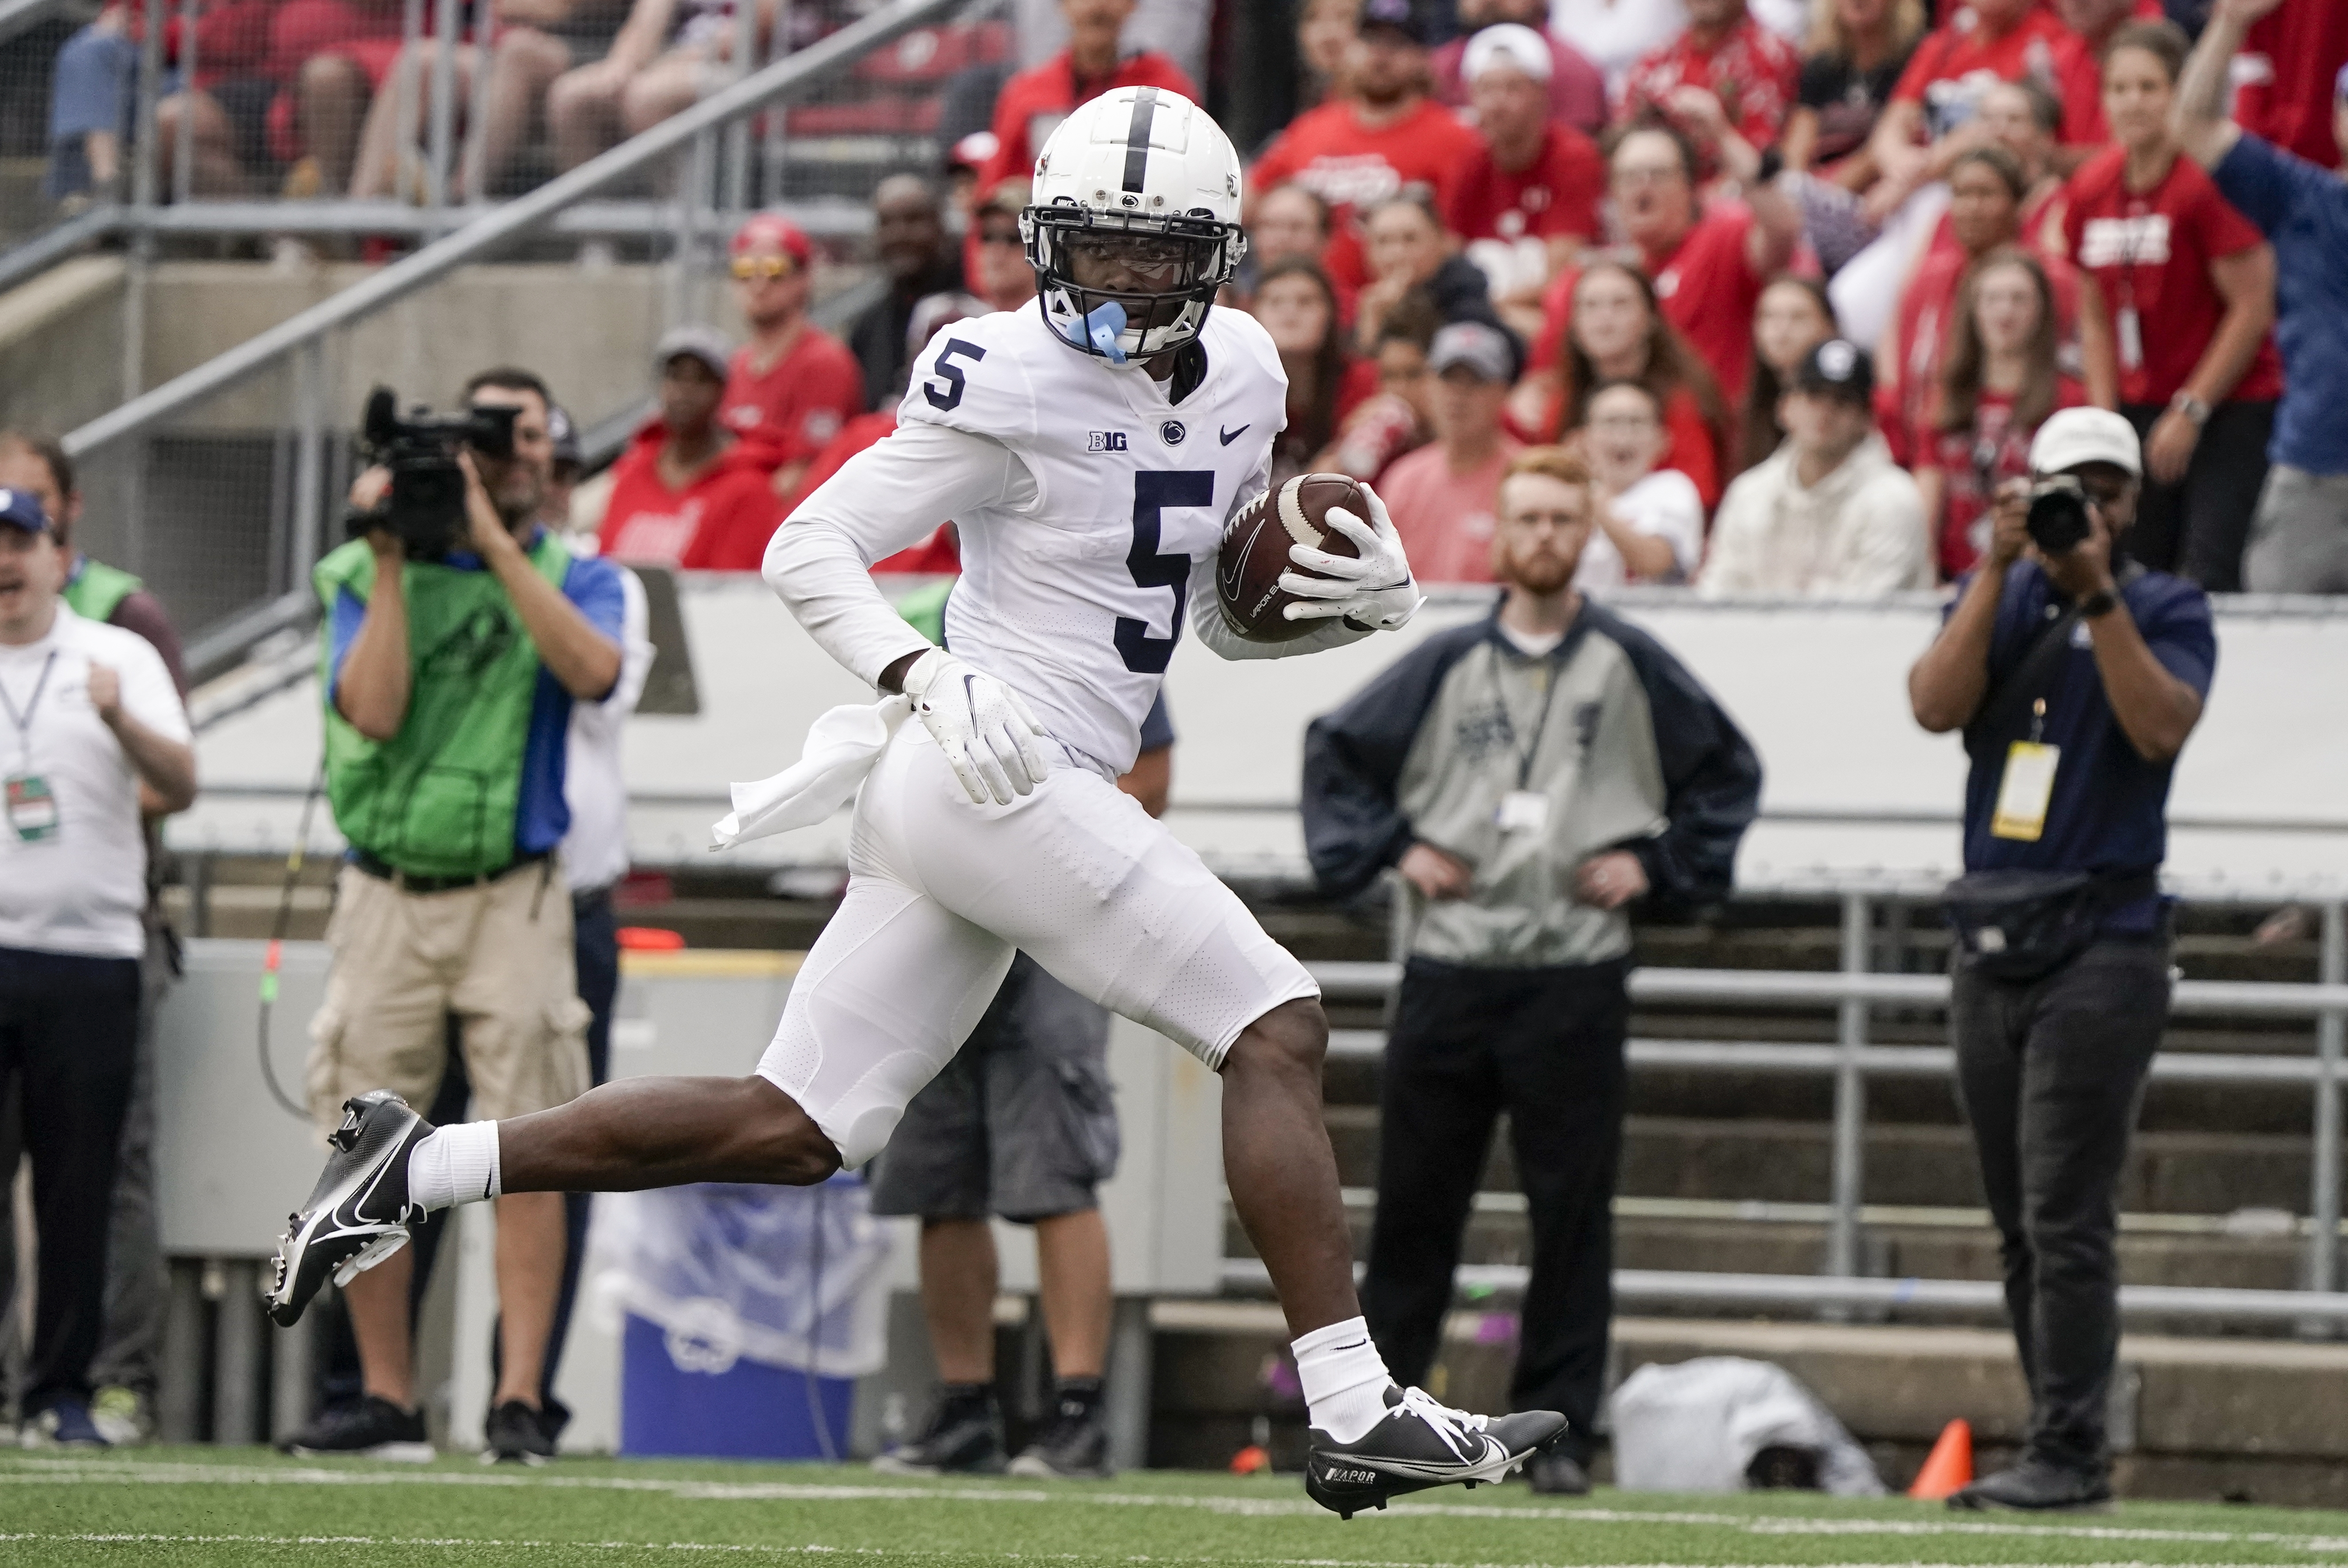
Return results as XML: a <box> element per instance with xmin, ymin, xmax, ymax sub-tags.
<box><xmin>721</xmin><ymin>214</ymin><xmax>867</xmax><ymax>506</ymax></box>
<box><xmin>972</xmin><ymin>0</ymin><xmax>1195</xmax><ymax>200</ymax></box>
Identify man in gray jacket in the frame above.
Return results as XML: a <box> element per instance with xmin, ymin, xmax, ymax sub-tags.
<box><xmin>1303</xmin><ymin>445</ymin><xmax>1761</xmax><ymax>1495</ymax></box>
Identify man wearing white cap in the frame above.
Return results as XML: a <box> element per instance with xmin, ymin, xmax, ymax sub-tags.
<box><xmin>1907</xmin><ymin>406</ymin><xmax>2213</xmax><ymax>1513</ymax></box>
<box><xmin>1431</xmin><ymin>0</ymin><xmax>1605</xmax><ymax>135</ymax></box>
<box><xmin>1444</xmin><ymin>26</ymin><xmax>1607</xmax><ymax>336</ymax></box>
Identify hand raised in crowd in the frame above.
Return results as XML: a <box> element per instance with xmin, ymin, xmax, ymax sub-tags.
<box><xmin>1663</xmin><ymin>86</ymin><xmax>1730</xmax><ymax>148</ymax></box>
<box><xmin>85</xmin><ymin>661</ymin><xmax>122</xmax><ymax>726</ymax></box>
<box><xmin>1573</xmin><ymin>850</ymin><xmax>1649</xmax><ymax>912</ymax></box>
<box><xmin>2145</xmin><ymin>407</ymin><xmax>2202</xmax><ymax>488</ymax></box>
<box><xmin>1399</xmin><ymin>842</ymin><xmax>1474</xmax><ymax>901</ymax></box>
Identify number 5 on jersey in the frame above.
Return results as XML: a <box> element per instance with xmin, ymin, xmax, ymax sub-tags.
<box><xmin>1119</xmin><ymin>470</ymin><xmax>1214</xmax><ymax>675</ymax></box>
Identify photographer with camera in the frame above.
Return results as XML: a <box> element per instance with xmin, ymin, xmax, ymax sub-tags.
<box><xmin>1908</xmin><ymin>406</ymin><xmax>2213</xmax><ymax>1513</ymax></box>
<box><xmin>282</xmin><ymin>368</ymin><xmax>621</xmax><ymax>1464</ymax></box>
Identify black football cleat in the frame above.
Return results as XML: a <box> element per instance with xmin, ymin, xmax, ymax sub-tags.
<box><xmin>267</xmin><ymin>1091</ymin><xmax>433</xmax><ymax>1327</ymax></box>
<box><xmin>1305</xmin><ymin>1386</ymin><xmax>1566</xmax><ymax>1520</ymax></box>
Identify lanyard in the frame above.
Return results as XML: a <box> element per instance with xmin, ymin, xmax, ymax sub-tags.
<box><xmin>1491</xmin><ymin>646</ymin><xmax>1567</xmax><ymax>790</ymax></box>
<box><xmin>0</xmin><ymin>650</ymin><xmax>58</xmax><ymax>767</ymax></box>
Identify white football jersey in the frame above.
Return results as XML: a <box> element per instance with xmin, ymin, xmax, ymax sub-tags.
<box><xmin>891</xmin><ymin>298</ymin><xmax>1289</xmax><ymax>773</ymax></box>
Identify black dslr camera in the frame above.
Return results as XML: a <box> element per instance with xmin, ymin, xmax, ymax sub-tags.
<box><xmin>2024</xmin><ymin>474</ymin><xmax>2094</xmax><ymax>556</ymax></box>
<box><xmin>345</xmin><ymin>386</ymin><xmax>519</xmax><ymax>559</ymax></box>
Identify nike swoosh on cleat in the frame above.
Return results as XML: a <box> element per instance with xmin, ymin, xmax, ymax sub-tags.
<box><xmin>1219</xmin><ymin>424</ymin><xmax>1250</xmax><ymax>445</ymax></box>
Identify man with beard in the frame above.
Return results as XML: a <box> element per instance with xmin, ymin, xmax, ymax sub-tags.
<box><xmin>1247</xmin><ymin>0</ymin><xmax>1481</xmax><ymax>293</ymax></box>
<box><xmin>1301</xmin><ymin>444</ymin><xmax>1761</xmax><ymax>1498</ymax></box>
<box><xmin>848</xmin><ymin>177</ymin><xmax>970</xmax><ymax>416</ymax></box>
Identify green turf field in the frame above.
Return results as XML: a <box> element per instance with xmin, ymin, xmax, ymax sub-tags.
<box><xmin>7</xmin><ymin>1450</ymin><xmax>2348</xmax><ymax>1568</ymax></box>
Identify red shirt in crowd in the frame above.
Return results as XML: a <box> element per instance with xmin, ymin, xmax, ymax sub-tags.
<box><xmin>796</xmin><ymin>411</ymin><xmax>963</xmax><ymax>573</ymax></box>
<box><xmin>1617</xmin><ymin>13</ymin><xmax>1802</xmax><ymax>179</ymax></box>
<box><xmin>1431</xmin><ymin>30</ymin><xmax>1609</xmax><ymax>135</ymax></box>
<box><xmin>1919</xmin><ymin>377</ymin><xmax>2087</xmax><ymax>578</ymax></box>
<box><xmin>721</xmin><ymin>326</ymin><xmax>866</xmax><ymax>472</ymax></box>
<box><xmin>1890</xmin><ymin>7</ymin><xmax>2085</xmax><ymax>143</ymax></box>
<box><xmin>1376</xmin><ymin>437</ymin><xmax>1525</xmax><ymax>584</ymax></box>
<box><xmin>1881</xmin><ymin>226</ymin><xmax>2080</xmax><ymax>465</ymax></box>
<box><xmin>2236</xmin><ymin>0</ymin><xmax>2348</xmax><ymax>170</ymax></box>
<box><xmin>1249</xmin><ymin>97</ymin><xmax>1483</xmax><ymax>289</ymax></box>
<box><xmin>598</xmin><ymin>424</ymin><xmax>781</xmax><ymax>571</ymax></box>
<box><xmin>1531</xmin><ymin>205</ymin><xmax>1766</xmax><ymax>405</ymax></box>
<box><xmin>975</xmin><ymin>49</ymin><xmax>1199</xmax><ymax>197</ymax></box>
<box><xmin>1445</xmin><ymin>124</ymin><xmax>1606</xmax><ymax>251</ymax></box>
<box><xmin>2061</xmin><ymin>147</ymin><xmax>2284</xmax><ymax>410</ymax></box>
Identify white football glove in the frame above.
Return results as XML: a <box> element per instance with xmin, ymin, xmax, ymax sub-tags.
<box><xmin>900</xmin><ymin>648</ymin><xmax>1054</xmax><ymax>806</ymax></box>
<box><xmin>1277</xmin><ymin>481</ymin><xmax>1423</xmax><ymax>632</ymax></box>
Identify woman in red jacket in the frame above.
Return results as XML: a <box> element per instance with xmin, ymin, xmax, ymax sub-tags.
<box><xmin>2065</xmin><ymin>20</ymin><xmax>2279</xmax><ymax>590</ymax></box>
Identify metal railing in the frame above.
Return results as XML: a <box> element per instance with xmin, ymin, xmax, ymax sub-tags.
<box><xmin>23</xmin><ymin>0</ymin><xmax>963</xmax><ymax>647</ymax></box>
<box><xmin>1292</xmin><ymin>894</ymin><xmax>2348</xmax><ymax>1329</ymax></box>
<box><xmin>4</xmin><ymin>0</ymin><xmax>994</xmax><ymax>279</ymax></box>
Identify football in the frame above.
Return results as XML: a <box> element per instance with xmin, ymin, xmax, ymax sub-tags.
<box><xmin>1214</xmin><ymin>472</ymin><xmax>1368</xmax><ymax>643</ymax></box>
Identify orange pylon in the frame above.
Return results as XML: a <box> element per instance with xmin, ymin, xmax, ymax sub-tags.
<box><xmin>1907</xmin><ymin>1419</ymin><xmax>1974</xmax><ymax>1499</ymax></box>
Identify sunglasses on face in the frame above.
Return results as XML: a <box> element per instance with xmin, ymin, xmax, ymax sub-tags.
<box><xmin>729</xmin><ymin>254</ymin><xmax>797</xmax><ymax>281</ymax></box>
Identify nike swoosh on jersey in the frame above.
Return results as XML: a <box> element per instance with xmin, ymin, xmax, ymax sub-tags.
<box><xmin>1220</xmin><ymin>424</ymin><xmax>1250</xmax><ymax>445</ymax></box>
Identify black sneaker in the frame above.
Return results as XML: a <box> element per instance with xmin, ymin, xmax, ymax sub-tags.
<box><xmin>268</xmin><ymin>1092</ymin><xmax>433</xmax><ymax>1328</ymax></box>
<box><xmin>484</xmin><ymin>1400</ymin><xmax>556</xmax><ymax>1465</ymax></box>
<box><xmin>1526</xmin><ymin>1444</ymin><xmax>1591</xmax><ymax>1496</ymax></box>
<box><xmin>1947</xmin><ymin>1456</ymin><xmax>2111</xmax><ymax>1512</ymax></box>
<box><xmin>1007</xmin><ymin>1390</ymin><xmax>1112</xmax><ymax>1480</ymax></box>
<box><xmin>871</xmin><ymin>1386</ymin><xmax>1007</xmax><ymax>1476</ymax></box>
<box><xmin>277</xmin><ymin>1394</ymin><xmax>434</xmax><ymax>1463</ymax></box>
<box><xmin>1306</xmin><ymin>1385</ymin><xmax>1565</xmax><ymax>1520</ymax></box>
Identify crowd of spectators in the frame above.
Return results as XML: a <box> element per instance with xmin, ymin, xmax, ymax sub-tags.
<box><xmin>573</xmin><ymin>0</ymin><xmax>2334</xmax><ymax>598</ymax></box>
<box><xmin>52</xmin><ymin>0</ymin><xmax>2341</xmax><ymax>594</ymax></box>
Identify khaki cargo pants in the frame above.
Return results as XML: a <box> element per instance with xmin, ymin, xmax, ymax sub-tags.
<box><xmin>306</xmin><ymin>856</ymin><xmax>592</xmax><ymax>1133</ymax></box>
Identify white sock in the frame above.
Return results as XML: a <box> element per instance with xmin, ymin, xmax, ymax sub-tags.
<box><xmin>406</xmin><ymin>1121</ymin><xmax>502</xmax><ymax>1213</ymax></box>
<box><xmin>1292</xmin><ymin>1316</ymin><xmax>1393</xmax><ymax>1443</ymax></box>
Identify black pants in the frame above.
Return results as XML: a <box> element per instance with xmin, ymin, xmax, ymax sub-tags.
<box><xmin>1950</xmin><ymin>939</ymin><xmax>2170</xmax><ymax>1475</ymax></box>
<box><xmin>322</xmin><ymin>888</ymin><xmax>619</xmax><ymax>1413</ymax></box>
<box><xmin>1361</xmin><ymin>956</ymin><xmax>1630</xmax><ymax>1463</ymax></box>
<box><xmin>2121</xmin><ymin>400</ymin><xmax>2273</xmax><ymax>592</ymax></box>
<box><xmin>0</xmin><ymin>945</ymin><xmax>140</xmax><ymax>1417</ymax></box>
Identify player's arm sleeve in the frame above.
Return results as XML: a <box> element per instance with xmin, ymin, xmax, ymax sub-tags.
<box><xmin>764</xmin><ymin>419</ymin><xmax>1025</xmax><ymax>689</ymax></box>
<box><xmin>1300</xmin><ymin>631</ymin><xmax>1478</xmax><ymax>899</ymax></box>
<box><xmin>1609</xmin><ymin>625</ymin><xmax>1763</xmax><ymax>910</ymax></box>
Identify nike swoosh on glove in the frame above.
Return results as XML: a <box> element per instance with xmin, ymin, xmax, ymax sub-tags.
<box><xmin>1277</xmin><ymin>480</ymin><xmax>1423</xmax><ymax>632</ymax></box>
<box><xmin>901</xmin><ymin>648</ymin><xmax>1054</xmax><ymax>806</ymax></box>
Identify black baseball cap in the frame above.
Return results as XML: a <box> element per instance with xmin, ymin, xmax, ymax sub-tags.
<box><xmin>1791</xmin><ymin>337</ymin><xmax>1874</xmax><ymax>405</ymax></box>
<box><xmin>1359</xmin><ymin>0</ymin><xmax>1428</xmax><ymax>46</ymax></box>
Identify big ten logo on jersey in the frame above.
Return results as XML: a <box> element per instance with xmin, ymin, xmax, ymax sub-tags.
<box><xmin>1088</xmin><ymin>431</ymin><xmax>1130</xmax><ymax>452</ymax></box>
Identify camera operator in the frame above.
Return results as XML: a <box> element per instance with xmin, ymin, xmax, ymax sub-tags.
<box><xmin>283</xmin><ymin>368</ymin><xmax>621</xmax><ymax>1464</ymax></box>
<box><xmin>1908</xmin><ymin>406</ymin><xmax>2213</xmax><ymax>1513</ymax></box>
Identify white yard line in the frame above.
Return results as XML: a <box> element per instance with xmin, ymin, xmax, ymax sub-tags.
<box><xmin>0</xmin><ymin>1540</ymin><xmax>2315</xmax><ymax>1568</ymax></box>
<box><xmin>4</xmin><ymin>1459</ymin><xmax>2346</xmax><ymax>1557</ymax></box>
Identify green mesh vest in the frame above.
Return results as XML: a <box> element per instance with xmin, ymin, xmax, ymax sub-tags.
<box><xmin>63</xmin><ymin>557</ymin><xmax>142</xmax><ymax>623</ymax></box>
<box><xmin>314</xmin><ymin>534</ymin><xmax>571</xmax><ymax>877</ymax></box>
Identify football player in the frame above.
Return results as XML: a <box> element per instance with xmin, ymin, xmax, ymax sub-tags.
<box><xmin>267</xmin><ymin>87</ymin><xmax>1563</xmax><ymax>1512</ymax></box>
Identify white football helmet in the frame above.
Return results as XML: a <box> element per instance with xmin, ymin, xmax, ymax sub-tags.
<box><xmin>1021</xmin><ymin>86</ymin><xmax>1247</xmax><ymax>365</ymax></box>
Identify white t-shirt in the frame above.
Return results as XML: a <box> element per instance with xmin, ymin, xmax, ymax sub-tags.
<box><xmin>1575</xmin><ymin>468</ymin><xmax>1705</xmax><ymax>592</ymax></box>
<box><xmin>562</xmin><ymin>565</ymin><xmax>654</xmax><ymax>895</ymax></box>
<box><xmin>0</xmin><ymin>604</ymin><xmax>191</xmax><ymax>959</ymax></box>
